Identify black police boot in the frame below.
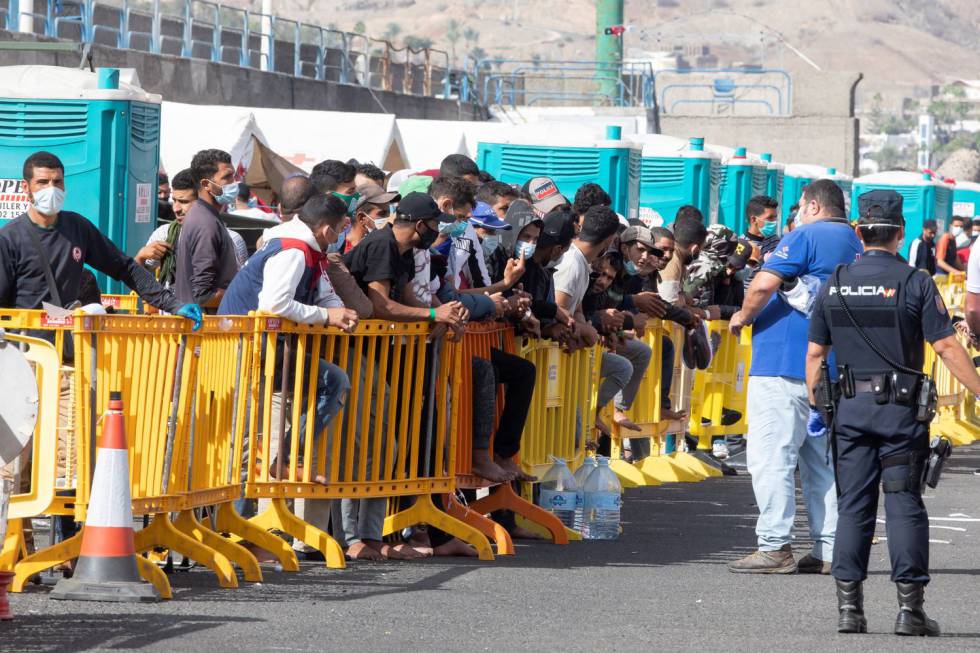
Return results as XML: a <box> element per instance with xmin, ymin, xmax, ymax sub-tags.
<box><xmin>836</xmin><ymin>580</ymin><xmax>867</xmax><ymax>634</ymax></box>
<box><xmin>894</xmin><ymin>582</ymin><xmax>940</xmax><ymax>637</ymax></box>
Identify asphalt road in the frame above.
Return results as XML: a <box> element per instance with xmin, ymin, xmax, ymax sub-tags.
<box><xmin>5</xmin><ymin>445</ymin><xmax>980</xmax><ymax>653</ymax></box>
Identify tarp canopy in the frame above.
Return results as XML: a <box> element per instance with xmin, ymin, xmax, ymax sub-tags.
<box><xmin>396</xmin><ymin>119</ymin><xmax>467</xmax><ymax>170</ymax></box>
<box><xmin>247</xmin><ymin>107</ymin><xmax>409</xmax><ymax>172</ymax></box>
<box><xmin>244</xmin><ymin>136</ymin><xmax>306</xmax><ymax>207</ymax></box>
<box><xmin>160</xmin><ymin>102</ymin><xmax>265</xmax><ymax>178</ymax></box>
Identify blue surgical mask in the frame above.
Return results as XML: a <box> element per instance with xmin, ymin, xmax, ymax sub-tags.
<box><xmin>481</xmin><ymin>234</ymin><xmax>500</xmax><ymax>256</ymax></box>
<box><xmin>327</xmin><ymin>223</ymin><xmax>350</xmax><ymax>253</ymax></box>
<box><xmin>760</xmin><ymin>221</ymin><xmax>778</xmax><ymax>237</ymax></box>
<box><xmin>516</xmin><ymin>240</ymin><xmax>536</xmax><ymax>259</ymax></box>
<box><xmin>624</xmin><ymin>260</ymin><xmax>639</xmax><ymax>276</ymax></box>
<box><xmin>210</xmin><ymin>180</ymin><xmax>239</xmax><ymax>206</ymax></box>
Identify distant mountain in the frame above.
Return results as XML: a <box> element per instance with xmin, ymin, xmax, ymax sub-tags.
<box><xmin>238</xmin><ymin>0</ymin><xmax>980</xmax><ymax>109</ymax></box>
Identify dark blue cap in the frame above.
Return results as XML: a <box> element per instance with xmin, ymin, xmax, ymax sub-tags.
<box><xmin>857</xmin><ymin>189</ymin><xmax>904</xmax><ymax>227</ymax></box>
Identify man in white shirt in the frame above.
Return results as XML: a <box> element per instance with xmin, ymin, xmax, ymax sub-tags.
<box><xmin>553</xmin><ymin>204</ymin><xmax>631</xmax><ymax>437</ymax></box>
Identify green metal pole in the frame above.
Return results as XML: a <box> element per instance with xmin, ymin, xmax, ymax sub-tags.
<box><xmin>595</xmin><ymin>0</ymin><xmax>624</xmax><ymax>103</ymax></box>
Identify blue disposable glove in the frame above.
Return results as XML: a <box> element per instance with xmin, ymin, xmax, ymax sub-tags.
<box><xmin>176</xmin><ymin>304</ymin><xmax>203</xmax><ymax>331</ymax></box>
<box><xmin>806</xmin><ymin>407</ymin><xmax>827</xmax><ymax>438</ymax></box>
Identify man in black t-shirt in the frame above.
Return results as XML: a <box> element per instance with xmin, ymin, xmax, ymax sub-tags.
<box><xmin>0</xmin><ymin>151</ymin><xmax>200</xmax><ymax>326</ymax></box>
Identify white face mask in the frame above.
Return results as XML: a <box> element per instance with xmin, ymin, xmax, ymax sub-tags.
<box><xmin>33</xmin><ymin>186</ymin><xmax>65</xmax><ymax>216</ymax></box>
<box><xmin>951</xmin><ymin>226</ymin><xmax>964</xmax><ymax>237</ymax></box>
<box><xmin>481</xmin><ymin>234</ymin><xmax>501</xmax><ymax>255</ymax></box>
<box><xmin>373</xmin><ymin>217</ymin><xmax>389</xmax><ymax>230</ymax></box>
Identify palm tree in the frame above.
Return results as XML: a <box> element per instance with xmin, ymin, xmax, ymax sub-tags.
<box><xmin>446</xmin><ymin>19</ymin><xmax>462</xmax><ymax>66</ymax></box>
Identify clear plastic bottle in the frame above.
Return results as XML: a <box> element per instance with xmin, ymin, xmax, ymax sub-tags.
<box><xmin>573</xmin><ymin>456</ymin><xmax>598</xmax><ymax>535</ymax></box>
<box><xmin>582</xmin><ymin>457</ymin><xmax>622</xmax><ymax>540</ymax></box>
<box><xmin>537</xmin><ymin>457</ymin><xmax>580</xmax><ymax>529</ymax></box>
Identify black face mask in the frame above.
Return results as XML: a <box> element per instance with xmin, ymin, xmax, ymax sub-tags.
<box><xmin>416</xmin><ymin>222</ymin><xmax>438</xmax><ymax>249</ymax></box>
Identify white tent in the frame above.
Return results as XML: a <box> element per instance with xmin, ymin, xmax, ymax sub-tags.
<box><xmin>247</xmin><ymin>107</ymin><xmax>409</xmax><ymax>172</ymax></box>
<box><xmin>160</xmin><ymin>102</ymin><xmax>266</xmax><ymax>177</ymax></box>
<box><xmin>396</xmin><ymin>119</ymin><xmax>467</xmax><ymax>171</ymax></box>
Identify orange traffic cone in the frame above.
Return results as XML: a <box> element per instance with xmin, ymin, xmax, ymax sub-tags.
<box><xmin>51</xmin><ymin>391</ymin><xmax>159</xmax><ymax>602</ymax></box>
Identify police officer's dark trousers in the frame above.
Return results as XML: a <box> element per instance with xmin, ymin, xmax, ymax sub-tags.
<box><xmin>832</xmin><ymin>393</ymin><xmax>930</xmax><ymax>584</ymax></box>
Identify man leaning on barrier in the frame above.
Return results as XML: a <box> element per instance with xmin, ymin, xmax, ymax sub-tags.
<box><xmin>0</xmin><ymin>151</ymin><xmax>201</xmax><ymax>327</ymax></box>
<box><xmin>219</xmin><ymin>192</ymin><xmax>358</xmax><ymax>484</ymax></box>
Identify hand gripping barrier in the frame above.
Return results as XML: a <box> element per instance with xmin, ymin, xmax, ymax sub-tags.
<box><xmin>443</xmin><ymin>322</ymin><xmax>570</xmax><ymax>555</ymax></box>
<box><xmin>244</xmin><ymin>316</ymin><xmax>494</xmax><ymax>565</ymax></box>
<box><xmin>513</xmin><ymin>338</ymin><xmax>600</xmax><ymax>541</ymax></box>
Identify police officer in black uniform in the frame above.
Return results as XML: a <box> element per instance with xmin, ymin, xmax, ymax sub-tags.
<box><xmin>805</xmin><ymin>190</ymin><xmax>980</xmax><ymax>636</ymax></box>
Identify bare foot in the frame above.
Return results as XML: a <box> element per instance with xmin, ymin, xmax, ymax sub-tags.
<box><xmin>614</xmin><ymin>411</ymin><xmax>642</xmax><ymax>432</ymax></box>
<box><xmin>364</xmin><ymin>540</ymin><xmax>423</xmax><ymax>560</ymax></box>
<box><xmin>432</xmin><ymin>537</ymin><xmax>478</xmax><ymax>557</ymax></box>
<box><xmin>346</xmin><ymin>541</ymin><xmax>383</xmax><ymax>561</ymax></box>
<box><xmin>595</xmin><ymin>414</ymin><xmax>612</xmax><ymax>437</ymax></box>
<box><xmin>509</xmin><ymin>524</ymin><xmax>545</xmax><ymax>540</ymax></box>
<box><xmin>393</xmin><ymin>542</ymin><xmax>432</xmax><ymax>558</ymax></box>
<box><xmin>495</xmin><ymin>455</ymin><xmax>537</xmax><ymax>482</ymax></box>
<box><xmin>472</xmin><ymin>448</ymin><xmax>515</xmax><ymax>483</ymax></box>
<box><xmin>661</xmin><ymin>408</ymin><xmax>688</xmax><ymax>421</ymax></box>
<box><xmin>407</xmin><ymin>528</ymin><xmax>431</xmax><ymax>549</ymax></box>
<box><xmin>243</xmin><ymin>542</ymin><xmax>280</xmax><ymax>564</ymax></box>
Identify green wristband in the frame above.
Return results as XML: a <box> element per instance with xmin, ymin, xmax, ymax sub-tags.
<box><xmin>429</xmin><ymin>308</ymin><xmax>436</xmax><ymax>322</ymax></box>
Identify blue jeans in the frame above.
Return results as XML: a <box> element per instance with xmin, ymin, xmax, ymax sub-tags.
<box><xmin>280</xmin><ymin>358</ymin><xmax>350</xmax><ymax>465</ymax></box>
<box><xmin>746</xmin><ymin>375</ymin><xmax>837</xmax><ymax>559</ymax></box>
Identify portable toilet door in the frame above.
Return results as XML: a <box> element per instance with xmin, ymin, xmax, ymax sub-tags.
<box><xmin>759</xmin><ymin>153</ymin><xmax>784</xmax><ymax>205</ymax></box>
<box><xmin>781</xmin><ymin>164</ymin><xmax>818</xmax><ymax>220</ymax></box>
<box><xmin>476</xmin><ymin>125</ymin><xmax>641</xmax><ymax>222</ymax></box>
<box><xmin>707</xmin><ymin>145</ymin><xmax>756</xmax><ymax>233</ymax></box>
<box><xmin>0</xmin><ymin>66</ymin><xmax>162</xmax><ymax>294</ymax></box>
<box><xmin>850</xmin><ymin>171</ymin><xmax>948</xmax><ymax>258</ymax></box>
<box><xmin>952</xmin><ymin>180</ymin><xmax>980</xmax><ymax>221</ymax></box>
<box><xmin>634</xmin><ymin>135</ymin><xmax>719</xmax><ymax>228</ymax></box>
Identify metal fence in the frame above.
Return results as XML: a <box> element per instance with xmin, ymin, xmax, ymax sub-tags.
<box><xmin>0</xmin><ymin>0</ymin><xmax>454</xmax><ymax>99</ymax></box>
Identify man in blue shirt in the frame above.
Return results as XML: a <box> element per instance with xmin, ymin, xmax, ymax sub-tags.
<box><xmin>727</xmin><ymin>180</ymin><xmax>863</xmax><ymax>574</ymax></box>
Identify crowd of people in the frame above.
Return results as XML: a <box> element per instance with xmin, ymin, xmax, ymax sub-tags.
<box><xmin>6</xmin><ymin>145</ymin><xmax>980</xmax><ymax>636</ymax></box>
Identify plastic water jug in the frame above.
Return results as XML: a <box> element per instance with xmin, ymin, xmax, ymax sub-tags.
<box><xmin>537</xmin><ymin>457</ymin><xmax>580</xmax><ymax>529</ymax></box>
<box><xmin>582</xmin><ymin>457</ymin><xmax>622</xmax><ymax>540</ymax></box>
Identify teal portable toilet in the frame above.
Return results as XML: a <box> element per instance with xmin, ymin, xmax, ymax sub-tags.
<box><xmin>706</xmin><ymin>145</ymin><xmax>758</xmax><ymax>233</ymax></box>
<box><xmin>476</xmin><ymin>125</ymin><xmax>641</xmax><ymax>221</ymax></box>
<box><xmin>952</xmin><ymin>181</ymin><xmax>980</xmax><ymax>220</ymax></box>
<box><xmin>0</xmin><ymin>65</ymin><xmax>162</xmax><ymax>294</ymax></box>
<box><xmin>782</xmin><ymin>164</ymin><xmax>854</xmax><ymax>220</ymax></box>
<box><xmin>633</xmin><ymin>135</ymin><xmax>719</xmax><ymax>227</ymax></box>
<box><xmin>850</xmin><ymin>171</ymin><xmax>953</xmax><ymax>257</ymax></box>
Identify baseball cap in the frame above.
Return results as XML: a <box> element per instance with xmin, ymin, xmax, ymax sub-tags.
<box><xmin>620</xmin><ymin>225</ymin><xmax>656</xmax><ymax>249</ymax></box>
<box><xmin>537</xmin><ymin>209</ymin><xmax>576</xmax><ymax>249</ymax></box>
<box><xmin>727</xmin><ymin>239</ymin><xmax>754</xmax><ymax>271</ymax></box>
<box><xmin>355</xmin><ymin>183</ymin><xmax>399</xmax><ymax>209</ymax></box>
<box><xmin>469</xmin><ymin>201</ymin><xmax>513</xmax><ymax>231</ymax></box>
<box><xmin>396</xmin><ymin>192</ymin><xmax>453</xmax><ymax>223</ymax></box>
<box><xmin>857</xmin><ymin>189</ymin><xmax>904</xmax><ymax>227</ymax></box>
<box><xmin>398</xmin><ymin>174</ymin><xmax>434</xmax><ymax>197</ymax></box>
<box><xmin>522</xmin><ymin>176</ymin><xmax>568</xmax><ymax>214</ymax></box>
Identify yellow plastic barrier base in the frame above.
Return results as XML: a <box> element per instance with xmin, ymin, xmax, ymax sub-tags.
<box><xmin>383</xmin><ymin>494</ymin><xmax>494</xmax><ymax>561</ymax></box>
<box><xmin>638</xmin><ymin>455</ymin><xmax>705</xmax><ymax>483</ymax></box>
<box><xmin>10</xmin><ymin>529</ymin><xmax>82</xmax><ymax>593</ymax></box>
<box><xmin>135</xmin><ymin>513</ymin><xmax>238</xmax><ymax>588</ymax></box>
<box><xmin>173</xmin><ymin>508</ymin><xmax>262</xmax><ymax>583</ymax></box>
<box><xmin>135</xmin><ymin>555</ymin><xmax>173</xmax><ymax>600</ymax></box>
<box><xmin>935</xmin><ymin>419</ymin><xmax>978</xmax><ymax>446</ymax></box>
<box><xmin>215</xmin><ymin>502</ymin><xmax>300</xmax><ymax>572</ymax></box>
<box><xmin>671</xmin><ymin>452</ymin><xmax>723</xmax><ymax>478</ymax></box>
<box><xmin>608</xmin><ymin>459</ymin><xmax>663</xmax><ymax>488</ymax></box>
<box><xmin>250</xmin><ymin>499</ymin><xmax>345</xmax><ymax>570</ymax></box>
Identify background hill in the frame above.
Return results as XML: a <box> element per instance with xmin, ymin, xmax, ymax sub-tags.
<box><xmin>231</xmin><ymin>0</ymin><xmax>980</xmax><ymax>112</ymax></box>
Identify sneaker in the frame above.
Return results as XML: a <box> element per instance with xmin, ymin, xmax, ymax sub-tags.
<box><xmin>712</xmin><ymin>440</ymin><xmax>730</xmax><ymax>460</ymax></box>
<box><xmin>728</xmin><ymin>545</ymin><xmax>797</xmax><ymax>574</ymax></box>
<box><xmin>797</xmin><ymin>553</ymin><xmax>831</xmax><ymax>575</ymax></box>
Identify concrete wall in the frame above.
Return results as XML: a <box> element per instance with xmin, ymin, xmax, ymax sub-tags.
<box><xmin>660</xmin><ymin>72</ymin><xmax>864</xmax><ymax>176</ymax></box>
<box><xmin>659</xmin><ymin>115</ymin><xmax>860</xmax><ymax>177</ymax></box>
<box><xmin>0</xmin><ymin>30</ymin><xmax>486</xmax><ymax>121</ymax></box>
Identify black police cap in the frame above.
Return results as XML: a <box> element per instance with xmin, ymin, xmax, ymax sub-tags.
<box><xmin>857</xmin><ymin>189</ymin><xmax>904</xmax><ymax>227</ymax></box>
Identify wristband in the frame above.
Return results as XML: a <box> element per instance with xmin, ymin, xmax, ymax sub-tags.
<box><xmin>429</xmin><ymin>308</ymin><xmax>436</xmax><ymax>322</ymax></box>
